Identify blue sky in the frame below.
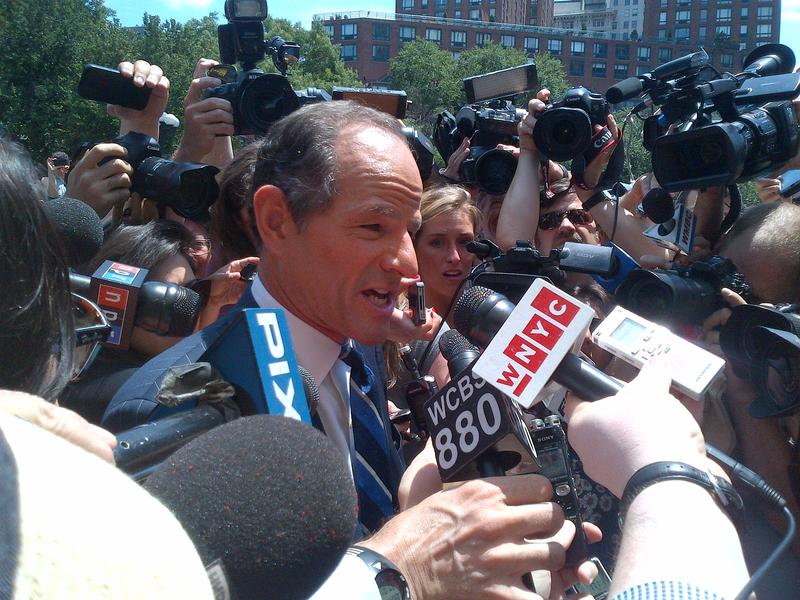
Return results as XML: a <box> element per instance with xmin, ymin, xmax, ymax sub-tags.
<box><xmin>106</xmin><ymin>0</ymin><xmax>800</xmax><ymax>63</ymax></box>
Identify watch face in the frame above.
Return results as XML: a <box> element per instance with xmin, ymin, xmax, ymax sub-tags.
<box><xmin>376</xmin><ymin>569</ymin><xmax>409</xmax><ymax>600</ymax></box>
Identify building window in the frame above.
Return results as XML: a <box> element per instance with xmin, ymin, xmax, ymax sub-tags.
<box><xmin>435</xmin><ymin>0</ymin><xmax>446</xmax><ymax>7</ymax></box>
<box><xmin>469</xmin><ymin>8</ymin><xmax>480</xmax><ymax>19</ymax></box>
<box><xmin>658</xmin><ymin>11</ymin><xmax>666</xmax><ymax>25</ymax></box>
<box><xmin>757</xmin><ymin>6</ymin><xmax>773</xmax><ymax>19</ymax></box>
<box><xmin>426</xmin><ymin>28</ymin><xmax>442</xmax><ymax>44</ymax></box>
<box><xmin>637</xmin><ymin>46</ymin><xmax>651</xmax><ymax>61</ymax></box>
<box><xmin>741</xmin><ymin>7</ymin><xmax>748</xmax><ymax>18</ymax></box>
<box><xmin>548</xmin><ymin>39</ymin><xmax>563</xmax><ymax>55</ymax></box>
<box><xmin>658</xmin><ymin>29</ymin><xmax>667</xmax><ymax>41</ymax></box>
<box><xmin>676</xmin><ymin>10</ymin><xmax>690</xmax><ymax>22</ymax></box>
<box><xmin>323</xmin><ymin>24</ymin><xmax>333</xmax><ymax>38</ymax></box>
<box><xmin>593</xmin><ymin>42</ymin><xmax>608</xmax><ymax>58</ymax></box>
<box><xmin>699</xmin><ymin>26</ymin><xmax>707</xmax><ymax>40</ymax></box>
<box><xmin>720</xmin><ymin>52</ymin><xmax>734</xmax><ymax>67</ymax></box>
<box><xmin>615</xmin><ymin>45</ymin><xmax>630</xmax><ymax>60</ymax></box>
<box><xmin>489</xmin><ymin>8</ymin><xmax>496</xmax><ymax>19</ymax></box>
<box><xmin>658</xmin><ymin>47</ymin><xmax>673</xmax><ymax>63</ymax></box>
<box><xmin>593</xmin><ymin>19</ymin><xmax>604</xmax><ymax>27</ymax></box>
<box><xmin>373</xmin><ymin>23</ymin><xmax>390</xmax><ymax>41</ymax></box>
<box><xmin>524</xmin><ymin>37</ymin><xmax>539</xmax><ymax>54</ymax></box>
<box><xmin>570</xmin><ymin>60</ymin><xmax>585</xmax><ymax>76</ymax></box>
<box><xmin>740</xmin><ymin>25</ymin><xmax>748</xmax><ymax>36</ymax></box>
<box><xmin>421</xmin><ymin>0</ymin><xmax>428</xmax><ymax>7</ymax></box>
<box><xmin>476</xmin><ymin>32</ymin><xmax>492</xmax><ymax>47</ymax></box>
<box><xmin>636</xmin><ymin>65</ymin><xmax>650</xmax><ymax>75</ymax></box>
<box><xmin>592</xmin><ymin>62</ymin><xmax>607</xmax><ymax>78</ymax></box>
<box><xmin>716</xmin><ymin>8</ymin><xmax>732</xmax><ymax>21</ymax></box>
<box><xmin>451</xmin><ymin>30</ymin><xmax>467</xmax><ymax>47</ymax></box>
<box><xmin>340</xmin><ymin>44</ymin><xmax>357</xmax><ymax>61</ymax></box>
<box><xmin>372</xmin><ymin>45</ymin><xmax>390</xmax><ymax>62</ymax></box>
<box><xmin>716</xmin><ymin>25</ymin><xmax>731</xmax><ymax>36</ymax></box>
<box><xmin>454</xmin><ymin>9</ymin><xmax>461</xmax><ymax>17</ymax></box>
<box><xmin>756</xmin><ymin>24</ymin><xmax>772</xmax><ymax>37</ymax></box>
<box><xmin>675</xmin><ymin>27</ymin><xmax>690</xmax><ymax>41</ymax></box>
<box><xmin>699</xmin><ymin>9</ymin><xmax>707</xmax><ymax>22</ymax></box>
<box><xmin>614</xmin><ymin>63</ymin><xmax>628</xmax><ymax>79</ymax></box>
<box><xmin>571</xmin><ymin>41</ymin><xmax>585</xmax><ymax>56</ymax></box>
<box><xmin>401</xmin><ymin>0</ymin><xmax>414</xmax><ymax>10</ymax></box>
<box><xmin>501</xmin><ymin>35</ymin><xmax>515</xmax><ymax>48</ymax></box>
<box><xmin>341</xmin><ymin>23</ymin><xmax>357</xmax><ymax>40</ymax></box>
<box><xmin>399</xmin><ymin>26</ymin><xmax>416</xmax><ymax>42</ymax></box>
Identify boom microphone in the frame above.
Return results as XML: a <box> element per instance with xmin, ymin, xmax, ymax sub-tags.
<box><xmin>454</xmin><ymin>285</ymin><xmax>621</xmax><ymax>402</ymax></box>
<box><xmin>43</xmin><ymin>197</ymin><xmax>104</xmax><ymax>267</ymax></box>
<box><xmin>144</xmin><ymin>415</ymin><xmax>358</xmax><ymax>600</ymax></box>
<box><xmin>606</xmin><ymin>76</ymin><xmax>644</xmax><ymax>104</ymax></box>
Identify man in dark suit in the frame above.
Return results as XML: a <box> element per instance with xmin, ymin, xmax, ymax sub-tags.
<box><xmin>104</xmin><ymin>101</ymin><xmax>590</xmax><ymax>600</ymax></box>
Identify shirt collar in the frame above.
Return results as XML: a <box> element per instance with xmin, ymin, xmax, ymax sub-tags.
<box><xmin>250</xmin><ymin>276</ymin><xmax>342</xmax><ymax>388</ymax></box>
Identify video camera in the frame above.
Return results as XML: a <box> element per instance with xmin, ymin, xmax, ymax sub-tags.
<box><xmin>433</xmin><ymin>64</ymin><xmax>537</xmax><ymax>194</ymax></box>
<box><xmin>615</xmin><ymin>256</ymin><xmax>755</xmax><ymax>326</ymax></box>
<box><xmin>467</xmin><ymin>239</ymin><xmax>619</xmax><ymax>303</ymax></box>
<box><xmin>720</xmin><ymin>304</ymin><xmax>800</xmax><ymax>417</ymax></box>
<box><xmin>203</xmin><ymin>0</ymin><xmax>329</xmax><ymax>135</ymax></box>
<box><xmin>606</xmin><ymin>44</ymin><xmax>800</xmax><ymax>191</ymax></box>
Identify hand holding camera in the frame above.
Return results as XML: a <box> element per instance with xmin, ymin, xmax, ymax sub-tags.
<box><xmin>172</xmin><ymin>58</ymin><xmax>235</xmax><ymax>165</ymax></box>
<box><xmin>106</xmin><ymin>60</ymin><xmax>170</xmax><ymax>140</ymax></box>
<box><xmin>66</xmin><ymin>143</ymin><xmax>133</xmax><ymax>218</ymax></box>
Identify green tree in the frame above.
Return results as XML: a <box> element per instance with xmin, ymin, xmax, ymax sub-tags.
<box><xmin>456</xmin><ymin>42</ymin><xmax>529</xmax><ymax>82</ymax></box>
<box><xmin>529</xmin><ymin>51</ymin><xmax>570</xmax><ymax>99</ymax></box>
<box><xmin>389</xmin><ymin>40</ymin><xmax>460</xmax><ymax>126</ymax></box>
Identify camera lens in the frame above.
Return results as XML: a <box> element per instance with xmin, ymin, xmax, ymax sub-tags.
<box><xmin>616</xmin><ymin>268</ymin><xmax>720</xmax><ymax>324</ymax></box>
<box><xmin>135</xmin><ymin>157</ymin><xmax>220</xmax><ymax>223</ymax></box>
<box><xmin>239</xmin><ymin>73</ymin><xmax>299</xmax><ymax>134</ymax></box>
<box><xmin>751</xmin><ymin>326</ymin><xmax>800</xmax><ymax>416</ymax></box>
<box><xmin>474</xmin><ymin>148</ymin><xmax>517</xmax><ymax>195</ymax></box>
<box><xmin>533</xmin><ymin>108</ymin><xmax>592</xmax><ymax>162</ymax></box>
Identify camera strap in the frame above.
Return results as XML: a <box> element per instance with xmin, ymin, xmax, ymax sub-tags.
<box><xmin>572</xmin><ymin>125</ymin><xmax>622</xmax><ymax>190</ymax></box>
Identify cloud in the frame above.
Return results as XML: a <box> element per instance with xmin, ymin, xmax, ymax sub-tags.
<box><xmin>784</xmin><ymin>0</ymin><xmax>800</xmax><ymax>22</ymax></box>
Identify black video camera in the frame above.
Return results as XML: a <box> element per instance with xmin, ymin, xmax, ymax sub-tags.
<box><xmin>615</xmin><ymin>256</ymin><xmax>755</xmax><ymax>325</ymax></box>
<box><xmin>720</xmin><ymin>304</ymin><xmax>800</xmax><ymax>417</ymax></box>
<box><xmin>433</xmin><ymin>63</ymin><xmax>539</xmax><ymax>195</ymax></box>
<box><xmin>607</xmin><ymin>44</ymin><xmax>800</xmax><ymax>191</ymax></box>
<box><xmin>203</xmin><ymin>0</ymin><xmax>319</xmax><ymax>135</ymax></box>
<box><xmin>533</xmin><ymin>87</ymin><xmax>611</xmax><ymax>162</ymax></box>
<box><xmin>100</xmin><ymin>132</ymin><xmax>219</xmax><ymax>223</ymax></box>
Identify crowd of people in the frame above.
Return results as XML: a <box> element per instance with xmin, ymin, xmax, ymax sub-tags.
<box><xmin>1</xmin><ymin>52</ymin><xmax>799</xmax><ymax>599</ymax></box>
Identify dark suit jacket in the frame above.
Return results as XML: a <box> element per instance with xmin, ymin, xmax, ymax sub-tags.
<box><xmin>101</xmin><ymin>286</ymin><xmax>405</xmax><ymax>493</ymax></box>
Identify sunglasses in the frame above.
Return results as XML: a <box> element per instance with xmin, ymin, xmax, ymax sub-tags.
<box><xmin>71</xmin><ymin>293</ymin><xmax>112</xmax><ymax>380</ymax></box>
<box><xmin>538</xmin><ymin>208</ymin><xmax>594</xmax><ymax>231</ymax></box>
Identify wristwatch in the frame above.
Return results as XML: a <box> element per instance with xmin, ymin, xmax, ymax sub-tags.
<box><xmin>348</xmin><ymin>546</ymin><xmax>411</xmax><ymax>600</ymax></box>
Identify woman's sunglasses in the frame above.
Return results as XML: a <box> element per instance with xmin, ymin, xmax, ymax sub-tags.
<box><xmin>71</xmin><ymin>293</ymin><xmax>112</xmax><ymax>380</ymax></box>
<box><xmin>538</xmin><ymin>208</ymin><xmax>594</xmax><ymax>231</ymax></box>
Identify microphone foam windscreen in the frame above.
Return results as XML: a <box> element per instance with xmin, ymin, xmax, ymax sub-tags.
<box><xmin>641</xmin><ymin>187</ymin><xmax>675</xmax><ymax>224</ymax></box>
<box><xmin>298</xmin><ymin>365</ymin><xmax>320</xmax><ymax>416</ymax></box>
<box><xmin>439</xmin><ymin>329</ymin><xmax>479</xmax><ymax>361</ymax></box>
<box><xmin>43</xmin><ymin>197</ymin><xmax>104</xmax><ymax>267</ymax></box>
<box><xmin>454</xmin><ymin>285</ymin><xmax>494</xmax><ymax>336</ymax></box>
<box><xmin>145</xmin><ymin>415</ymin><xmax>357</xmax><ymax>600</ymax></box>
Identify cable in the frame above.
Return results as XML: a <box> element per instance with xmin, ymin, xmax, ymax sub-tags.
<box><xmin>733</xmin><ymin>506</ymin><xmax>795</xmax><ymax>600</ymax></box>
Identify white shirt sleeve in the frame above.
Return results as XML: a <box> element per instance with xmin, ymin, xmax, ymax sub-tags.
<box><xmin>308</xmin><ymin>554</ymin><xmax>382</xmax><ymax>600</ymax></box>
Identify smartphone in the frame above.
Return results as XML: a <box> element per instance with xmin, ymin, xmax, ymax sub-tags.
<box><xmin>52</xmin><ymin>157</ymin><xmax>70</xmax><ymax>167</ymax></box>
<box><xmin>408</xmin><ymin>281</ymin><xmax>426</xmax><ymax>326</ymax></box>
<box><xmin>530</xmin><ymin>416</ymin><xmax>588</xmax><ymax>567</ymax></box>
<box><xmin>779</xmin><ymin>170</ymin><xmax>800</xmax><ymax>199</ymax></box>
<box><xmin>78</xmin><ymin>64</ymin><xmax>152</xmax><ymax>110</ymax></box>
<box><xmin>239</xmin><ymin>263</ymin><xmax>257</xmax><ymax>282</ymax></box>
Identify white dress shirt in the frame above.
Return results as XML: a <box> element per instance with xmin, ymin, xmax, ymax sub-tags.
<box><xmin>251</xmin><ymin>277</ymin><xmax>382</xmax><ymax>599</ymax></box>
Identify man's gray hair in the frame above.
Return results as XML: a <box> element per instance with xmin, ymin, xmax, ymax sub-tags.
<box><xmin>250</xmin><ymin>100</ymin><xmax>406</xmax><ymax>227</ymax></box>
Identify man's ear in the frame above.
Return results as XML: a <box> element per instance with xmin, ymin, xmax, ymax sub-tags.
<box><xmin>252</xmin><ymin>184</ymin><xmax>294</xmax><ymax>256</ymax></box>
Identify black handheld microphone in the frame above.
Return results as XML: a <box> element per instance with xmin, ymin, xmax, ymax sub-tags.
<box><xmin>454</xmin><ymin>286</ymin><xmax>622</xmax><ymax>401</ymax></box>
<box><xmin>69</xmin><ymin>271</ymin><xmax>201</xmax><ymax>337</ymax></box>
<box><xmin>641</xmin><ymin>187</ymin><xmax>676</xmax><ymax>225</ymax></box>
<box><xmin>145</xmin><ymin>415</ymin><xmax>358</xmax><ymax>600</ymax></box>
<box><xmin>43</xmin><ymin>197</ymin><xmax>104</xmax><ymax>267</ymax></box>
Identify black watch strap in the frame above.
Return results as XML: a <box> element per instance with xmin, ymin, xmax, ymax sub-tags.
<box><xmin>348</xmin><ymin>546</ymin><xmax>412</xmax><ymax>600</ymax></box>
<box><xmin>582</xmin><ymin>189</ymin><xmax>608</xmax><ymax>211</ymax></box>
<box><xmin>620</xmin><ymin>461</ymin><xmax>744</xmax><ymax>527</ymax></box>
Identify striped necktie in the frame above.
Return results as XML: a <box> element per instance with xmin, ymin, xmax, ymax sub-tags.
<box><xmin>340</xmin><ymin>342</ymin><xmax>396</xmax><ymax>532</ymax></box>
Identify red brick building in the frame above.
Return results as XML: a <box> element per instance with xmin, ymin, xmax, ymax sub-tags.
<box><xmin>317</xmin><ymin>0</ymin><xmax>780</xmax><ymax>93</ymax></box>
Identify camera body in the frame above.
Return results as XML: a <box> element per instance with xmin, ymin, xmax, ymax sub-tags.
<box><xmin>615</xmin><ymin>256</ymin><xmax>754</xmax><ymax>325</ymax></box>
<box><xmin>533</xmin><ymin>87</ymin><xmax>610</xmax><ymax>161</ymax></box>
<box><xmin>109</xmin><ymin>132</ymin><xmax>219</xmax><ymax>223</ymax></box>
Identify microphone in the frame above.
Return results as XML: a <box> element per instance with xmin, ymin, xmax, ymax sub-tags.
<box><xmin>144</xmin><ymin>415</ymin><xmax>358</xmax><ymax>600</ymax></box>
<box><xmin>425</xmin><ymin>329</ymin><xmax>537</xmax><ymax>482</ymax></box>
<box><xmin>69</xmin><ymin>270</ymin><xmax>201</xmax><ymax>338</ymax></box>
<box><xmin>299</xmin><ymin>365</ymin><xmax>320</xmax><ymax>418</ymax></box>
<box><xmin>43</xmin><ymin>197</ymin><xmax>104</xmax><ymax>267</ymax></box>
<box><xmin>605</xmin><ymin>76</ymin><xmax>644</xmax><ymax>104</ymax></box>
<box><xmin>454</xmin><ymin>284</ymin><xmax>622</xmax><ymax>404</ymax></box>
<box><xmin>641</xmin><ymin>187</ymin><xmax>675</xmax><ymax>224</ymax></box>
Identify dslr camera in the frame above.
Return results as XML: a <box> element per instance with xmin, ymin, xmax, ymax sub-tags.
<box><xmin>203</xmin><ymin>0</ymin><xmax>327</xmax><ymax>135</ymax></box>
<box><xmin>433</xmin><ymin>64</ymin><xmax>538</xmax><ymax>195</ymax></box>
<box><xmin>533</xmin><ymin>87</ymin><xmax>611</xmax><ymax>162</ymax></box>
<box><xmin>606</xmin><ymin>44</ymin><xmax>800</xmax><ymax>191</ymax></box>
<box><xmin>99</xmin><ymin>132</ymin><xmax>220</xmax><ymax>223</ymax></box>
